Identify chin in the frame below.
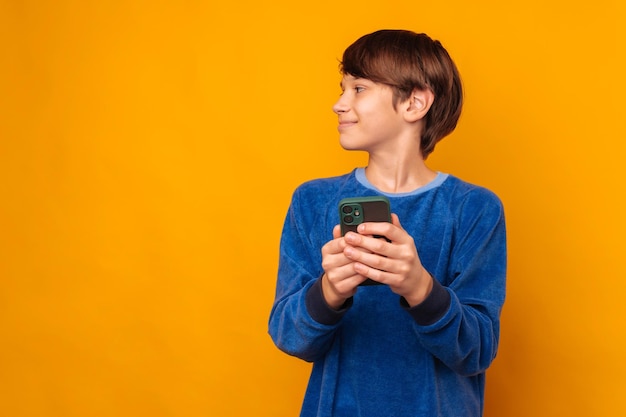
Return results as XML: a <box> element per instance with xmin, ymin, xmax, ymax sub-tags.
<box><xmin>339</xmin><ymin>138</ymin><xmax>364</xmax><ymax>151</ymax></box>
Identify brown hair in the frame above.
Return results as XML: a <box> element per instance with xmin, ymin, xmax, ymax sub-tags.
<box><xmin>340</xmin><ymin>30</ymin><xmax>463</xmax><ymax>158</ymax></box>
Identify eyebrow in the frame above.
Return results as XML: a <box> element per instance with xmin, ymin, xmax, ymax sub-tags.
<box><xmin>339</xmin><ymin>76</ymin><xmax>368</xmax><ymax>89</ymax></box>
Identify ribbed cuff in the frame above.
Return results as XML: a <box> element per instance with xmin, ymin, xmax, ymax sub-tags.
<box><xmin>400</xmin><ymin>278</ymin><xmax>451</xmax><ymax>326</ymax></box>
<box><xmin>305</xmin><ymin>277</ymin><xmax>353</xmax><ymax>325</ymax></box>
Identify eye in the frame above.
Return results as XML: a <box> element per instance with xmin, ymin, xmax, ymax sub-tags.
<box><xmin>355</xmin><ymin>86</ymin><xmax>365</xmax><ymax>93</ymax></box>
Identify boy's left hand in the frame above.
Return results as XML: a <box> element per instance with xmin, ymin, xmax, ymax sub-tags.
<box><xmin>342</xmin><ymin>213</ymin><xmax>433</xmax><ymax>307</ymax></box>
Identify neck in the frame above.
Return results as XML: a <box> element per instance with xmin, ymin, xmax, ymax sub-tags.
<box><xmin>364</xmin><ymin>152</ymin><xmax>436</xmax><ymax>194</ymax></box>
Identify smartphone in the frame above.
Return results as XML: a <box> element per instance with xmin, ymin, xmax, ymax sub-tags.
<box><xmin>339</xmin><ymin>196</ymin><xmax>391</xmax><ymax>235</ymax></box>
<box><xmin>338</xmin><ymin>196</ymin><xmax>391</xmax><ymax>286</ymax></box>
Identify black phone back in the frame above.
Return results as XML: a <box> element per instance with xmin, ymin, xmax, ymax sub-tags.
<box><xmin>338</xmin><ymin>196</ymin><xmax>391</xmax><ymax>236</ymax></box>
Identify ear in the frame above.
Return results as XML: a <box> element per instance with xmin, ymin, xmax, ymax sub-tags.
<box><xmin>403</xmin><ymin>88</ymin><xmax>434</xmax><ymax>123</ymax></box>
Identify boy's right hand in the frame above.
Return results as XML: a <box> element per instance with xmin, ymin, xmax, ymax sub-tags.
<box><xmin>320</xmin><ymin>225</ymin><xmax>368</xmax><ymax>309</ymax></box>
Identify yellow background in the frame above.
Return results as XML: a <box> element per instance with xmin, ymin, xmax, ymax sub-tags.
<box><xmin>1</xmin><ymin>0</ymin><xmax>625</xmax><ymax>416</ymax></box>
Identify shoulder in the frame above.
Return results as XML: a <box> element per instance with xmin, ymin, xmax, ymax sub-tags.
<box><xmin>442</xmin><ymin>175</ymin><xmax>503</xmax><ymax>207</ymax></box>
<box><xmin>291</xmin><ymin>171</ymin><xmax>356</xmax><ymax>204</ymax></box>
<box><xmin>439</xmin><ymin>175</ymin><xmax>505</xmax><ymax>223</ymax></box>
<box><xmin>283</xmin><ymin>171</ymin><xmax>357</xmax><ymax>243</ymax></box>
<box><xmin>284</xmin><ymin>171</ymin><xmax>357</xmax><ymax>225</ymax></box>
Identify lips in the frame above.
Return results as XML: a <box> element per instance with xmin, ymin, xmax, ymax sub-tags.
<box><xmin>338</xmin><ymin>120</ymin><xmax>357</xmax><ymax>131</ymax></box>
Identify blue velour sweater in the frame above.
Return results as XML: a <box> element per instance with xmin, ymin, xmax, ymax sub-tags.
<box><xmin>269</xmin><ymin>169</ymin><xmax>507</xmax><ymax>417</ymax></box>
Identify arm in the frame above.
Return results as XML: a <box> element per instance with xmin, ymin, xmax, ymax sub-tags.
<box><xmin>342</xmin><ymin>190</ymin><xmax>506</xmax><ymax>376</ymax></box>
<box><xmin>409</xmin><ymin>191</ymin><xmax>506</xmax><ymax>376</ymax></box>
<box><xmin>268</xmin><ymin>191</ymin><xmax>361</xmax><ymax>362</ymax></box>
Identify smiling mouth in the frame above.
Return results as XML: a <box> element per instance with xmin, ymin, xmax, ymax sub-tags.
<box><xmin>338</xmin><ymin>121</ymin><xmax>357</xmax><ymax>130</ymax></box>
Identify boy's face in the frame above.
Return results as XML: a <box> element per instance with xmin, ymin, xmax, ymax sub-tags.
<box><xmin>333</xmin><ymin>75</ymin><xmax>407</xmax><ymax>153</ymax></box>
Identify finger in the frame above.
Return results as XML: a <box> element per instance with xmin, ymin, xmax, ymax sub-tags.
<box><xmin>344</xmin><ymin>244</ymin><xmax>394</xmax><ymax>273</ymax></box>
<box><xmin>352</xmin><ymin>261</ymin><xmax>391</xmax><ymax>284</ymax></box>
<box><xmin>321</xmin><ymin>235</ymin><xmax>348</xmax><ymax>256</ymax></box>
<box><xmin>344</xmin><ymin>231</ymin><xmax>392</xmax><ymax>257</ymax></box>
<box><xmin>332</xmin><ymin>224</ymin><xmax>342</xmax><ymax>239</ymax></box>
<box><xmin>325</xmin><ymin>265</ymin><xmax>369</xmax><ymax>294</ymax></box>
<box><xmin>322</xmin><ymin>249</ymin><xmax>353</xmax><ymax>274</ymax></box>
<box><xmin>391</xmin><ymin>213</ymin><xmax>402</xmax><ymax>229</ymax></box>
<box><xmin>325</xmin><ymin>261</ymin><xmax>362</xmax><ymax>281</ymax></box>
<box><xmin>356</xmin><ymin>220</ymin><xmax>409</xmax><ymax>245</ymax></box>
<box><xmin>330</xmin><ymin>271</ymin><xmax>369</xmax><ymax>289</ymax></box>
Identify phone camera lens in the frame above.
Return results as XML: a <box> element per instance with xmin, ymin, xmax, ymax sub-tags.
<box><xmin>342</xmin><ymin>206</ymin><xmax>353</xmax><ymax>214</ymax></box>
<box><xmin>344</xmin><ymin>215</ymin><xmax>353</xmax><ymax>223</ymax></box>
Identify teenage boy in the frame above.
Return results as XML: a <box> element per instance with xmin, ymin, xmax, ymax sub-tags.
<box><xmin>269</xmin><ymin>29</ymin><xmax>507</xmax><ymax>417</ymax></box>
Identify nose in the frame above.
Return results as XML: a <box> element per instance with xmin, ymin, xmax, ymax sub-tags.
<box><xmin>332</xmin><ymin>94</ymin><xmax>349</xmax><ymax>114</ymax></box>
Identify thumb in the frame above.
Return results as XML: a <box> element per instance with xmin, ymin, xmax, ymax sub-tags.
<box><xmin>332</xmin><ymin>224</ymin><xmax>342</xmax><ymax>239</ymax></box>
<box><xmin>391</xmin><ymin>213</ymin><xmax>404</xmax><ymax>230</ymax></box>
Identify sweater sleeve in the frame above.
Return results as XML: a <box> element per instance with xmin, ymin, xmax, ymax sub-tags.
<box><xmin>407</xmin><ymin>188</ymin><xmax>507</xmax><ymax>377</ymax></box>
<box><xmin>268</xmin><ymin>188</ymin><xmax>348</xmax><ymax>362</ymax></box>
